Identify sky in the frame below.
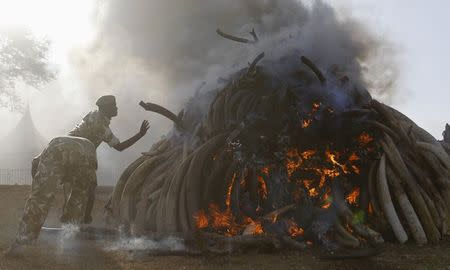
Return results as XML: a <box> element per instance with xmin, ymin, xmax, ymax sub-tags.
<box><xmin>0</xmin><ymin>0</ymin><xmax>448</xmax><ymax>182</ymax></box>
<box><xmin>328</xmin><ymin>0</ymin><xmax>450</xmax><ymax>139</ymax></box>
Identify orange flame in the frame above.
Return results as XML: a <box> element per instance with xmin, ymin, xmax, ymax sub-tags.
<box><xmin>302</xmin><ymin>119</ymin><xmax>312</xmax><ymax>128</ymax></box>
<box><xmin>326</xmin><ymin>150</ymin><xmax>349</xmax><ymax>174</ymax></box>
<box><xmin>312</xmin><ymin>102</ymin><xmax>321</xmax><ymax>113</ymax></box>
<box><xmin>226</xmin><ymin>173</ymin><xmax>236</xmax><ymax>208</ymax></box>
<box><xmin>358</xmin><ymin>132</ymin><xmax>374</xmax><ymax>145</ymax></box>
<box><xmin>261</xmin><ymin>166</ymin><xmax>270</xmax><ymax>175</ymax></box>
<box><xmin>257</xmin><ymin>175</ymin><xmax>268</xmax><ymax>199</ymax></box>
<box><xmin>348</xmin><ymin>152</ymin><xmax>360</xmax><ymax>162</ymax></box>
<box><xmin>286</xmin><ymin>149</ymin><xmax>302</xmax><ymax>177</ymax></box>
<box><xmin>194</xmin><ymin>209</ymin><xmax>209</xmax><ymax>229</ymax></box>
<box><xmin>287</xmin><ymin>219</ymin><xmax>304</xmax><ymax>238</ymax></box>
<box><xmin>301</xmin><ymin>150</ymin><xmax>316</xmax><ymax>159</ymax></box>
<box><xmin>209</xmin><ymin>204</ymin><xmax>233</xmax><ymax>229</ymax></box>
<box><xmin>346</xmin><ymin>187</ymin><xmax>360</xmax><ymax>205</ymax></box>
<box><xmin>303</xmin><ymin>180</ymin><xmax>319</xmax><ymax>197</ymax></box>
<box><xmin>321</xmin><ymin>191</ymin><xmax>332</xmax><ymax>209</ymax></box>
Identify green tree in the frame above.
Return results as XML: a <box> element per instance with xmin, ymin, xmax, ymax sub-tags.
<box><xmin>0</xmin><ymin>27</ymin><xmax>56</xmax><ymax>110</ymax></box>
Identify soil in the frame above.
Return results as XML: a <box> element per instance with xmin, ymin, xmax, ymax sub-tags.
<box><xmin>0</xmin><ymin>185</ymin><xmax>449</xmax><ymax>270</ymax></box>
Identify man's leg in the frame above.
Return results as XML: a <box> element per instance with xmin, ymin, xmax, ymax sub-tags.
<box><xmin>60</xmin><ymin>167</ymin><xmax>96</xmax><ymax>224</ymax></box>
<box><xmin>15</xmin><ymin>163</ymin><xmax>63</xmax><ymax>245</ymax></box>
<box><xmin>83</xmin><ymin>183</ymin><xmax>96</xmax><ymax>224</ymax></box>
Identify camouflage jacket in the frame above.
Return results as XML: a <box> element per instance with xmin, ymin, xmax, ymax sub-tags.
<box><xmin>69</xmin><ymin>110</ymin><xmax>120</xmax><ymax>148</ymax></box>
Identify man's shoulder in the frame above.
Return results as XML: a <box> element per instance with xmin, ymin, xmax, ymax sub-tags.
<box><xmin>83</xmin><ymin>110</ymin><xmax>110</xmax><ymax>125</ymax></box>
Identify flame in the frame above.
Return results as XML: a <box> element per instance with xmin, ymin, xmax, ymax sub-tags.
<box><xmin>303</xmin><ymin>180</ymin><xmax>319</xmax><ymax>197</ymax></box>
<box><xmin>302</xmin><ymin>119</ymin><xmax>312</xmax><ymax>128</ymax></box>
<box><xmin>287</xmin><ymin>219</ymin><xmax>304</xmax><ymax>238</ymax></box>
<box><xmin>194</xmin><ymin>209</ymin><xmax>209</xmax><ymax>229</ymax></box>
<box><xmin>261</xmin><ymin>166</ymin><xmax>270</xmax><ymax>175</ymax></box>
<box><xmin>312</xmin><ymin>102</ymin><xmax>321</xmax><ymax>113</ymax></box>
<box><xmin>301</xmin><ymin>150</ymin><xmax>316</xmax><ymax>159</ymax></box>
<box><xmin>346</xmin><ymin>187</ymin><xmax>360</xmax><ymax>205</ymax></box>
<box><xmin>286</xmin><ymin>149</ymin><xmax>302</xmax><ymax>177</ymax></box>
<box><xmin>243</xmin><ymin>217</ymin><xmax>264</xmax><ymax>235</ymax></box>
<box><xmin>209</xmin><ymin>204</ymin><xmax>233</xmax><ymax>229</ymax></box>
<box><xmin>257</xmin><ymin>175</ymin><xmax>268</xmax><ymax>199</ymax></box>
<box><xmin>321</xmin><ymin>191</ymin><xmax>332</xmax><ymax>209</ymax></box>
<box><xmin>225</xmin><ymin>173</ymin><xmax>236</xmax><ymax>208</ymax></box>
<box><xmin>348</xmin><ymin>152</ymin><xmax>360</xmax><ymax>162</ymax></box>
<box><xmin>358</xmin><ymin>132</ymin><xmax>374</xmax><ymax>145</ymax></box>
<box><xmin>326</xmin><ymin>150</ymin><xmax>349</xmax><ymax>174</ymax></box>
<box><xmin>351</xmin><ymin>165</ymin><xmax>360</xmax><ymax>174</ymax></box>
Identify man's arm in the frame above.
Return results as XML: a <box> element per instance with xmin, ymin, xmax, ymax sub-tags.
<box><xmin>113</xmin><ymin>120</ymin><xmax>150</xmax><ymax>152</ymax></box>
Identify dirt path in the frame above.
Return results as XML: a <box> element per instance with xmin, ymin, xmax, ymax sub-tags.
<box><xmin>0</xmin><ymin>185</ymin><xmax>449</xmax><ymax>270</ymax></box>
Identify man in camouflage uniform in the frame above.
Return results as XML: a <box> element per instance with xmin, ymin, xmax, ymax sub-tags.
<box><xmin>9</xmin><ymin>95</ymin><xmax>150</xmax><ymax>250</ymax></box>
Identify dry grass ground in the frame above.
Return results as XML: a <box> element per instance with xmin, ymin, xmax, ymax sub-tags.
<box><xmin>0</xmin><ymin>185</ymin><xmax>449</xmax><ymax>270</ymax></box>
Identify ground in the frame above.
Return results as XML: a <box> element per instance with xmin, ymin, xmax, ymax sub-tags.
<box><xmin>0</xmin><ymin>185</ymin><xmax>449</xmax><ymax>270</ymax></box>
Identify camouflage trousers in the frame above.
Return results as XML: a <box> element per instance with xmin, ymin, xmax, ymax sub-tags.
<box><xmin>15</xmin><ymin>136</ymin><xmax>97</xmax><ymax>245</ymax></box>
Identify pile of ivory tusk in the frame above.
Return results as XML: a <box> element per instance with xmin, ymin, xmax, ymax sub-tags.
<box><xmin>107</xmin><ymin>51</ymin><xmax>450</xmax><ymax>247</ymax></box>
<box><xmin>367</xmin><ymin>100</ymin><xmax>450</xmax><ymax>245</ymax></box>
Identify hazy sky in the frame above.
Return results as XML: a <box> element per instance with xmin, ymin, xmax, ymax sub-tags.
<box><xmin>328</xmin><ymin>0</ymin><xmax>449</xmax><ymax>138</ymax></box>
<box><xmin>0</xmin><ymin>0</ymin><xmax>448</xmax><ymax>140</ymax></box>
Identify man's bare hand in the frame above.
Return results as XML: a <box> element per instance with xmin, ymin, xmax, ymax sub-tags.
<box><xmin>139</xmin><ymin>120</ymin><xmax>150</xmax><ymax>136</ymax></box>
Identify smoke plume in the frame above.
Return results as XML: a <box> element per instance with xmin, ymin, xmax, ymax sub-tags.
<box><xmin>69</xmin><ymin>0</ymin><xmax>398</xmax><ymax>184</ymax></box>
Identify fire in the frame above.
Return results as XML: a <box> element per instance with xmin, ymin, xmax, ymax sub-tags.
<box><xmin>257</xmin><ymin>175</ymin><xmax>268</xmax><ymax>199</ymax></box>
<box><xmin>261</xmin><ymin>166</ymin><xmax>270</xmax><ymax>175</ymax></box>
<box><xmin>348</xmin><ymin>152</ymin><xmax>360</xmax><ymax>162</ymax></box>
<box><xmin>346</xmin><ymin>187</ymin><xmax>360</xmax><ymax>206</ymax></box>
<box><xmin>303</xmin><ymin>180</ymin><xmax>319</xmax><ymax>197</ymax></box>
<box><xmin>209</xmin><ymin>204</ymin><xmax>233</xmax><ymax>229</ymax></box>
<box><xmin>325</xmin><ymin>150</ymin><xmax>349</xmax><ymax>174</ymax></box>
<box><xmin>302</xmin><ymin>119</ymin><xmax>312</xmax><ymax>128</ymax></box>
<box><xmin>358</xmin><ymin>132</ymin><xmax>374</xmax><ymax>145</ymax></box>
<box><xmin>351</xmin><ymin>165</ymin><xmax>360</xmax><ymax>174</ymax></box>
<box><xmin>287</xmin><ymin>219</ymin><xmax>304</xmax><ymax>238</ymax></box>
<box><xmin>301</xmin><ymin>150</ymin><xmax>316</xmax><ymax>159</ymax></box>
<box><xmin>312</xmin><ymin>102</ymin><xmax>321</xmax><ymax>113</ymax></box>
<box><xmin>226</xmin><ymin>173</ymin><xmax>236</xmax><ymax>208</ymax></box>
<box><xmin>194</xmin><ymin>209</ymin><xmax>209</xmax><ymax>229</ymax></box>
<box><xmin>321</xmin><ymin>191</ymin><xmax>332</xmax><ymax>209</ymax></box>
<box><xmin>286</xmin><ymin>149</ymin><xmax>302</xmax><ymax>177</ymax></box>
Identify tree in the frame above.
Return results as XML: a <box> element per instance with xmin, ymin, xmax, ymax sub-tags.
<box><xmin>0</xmin><ymin>27</ymin><xmax>56</xmax><ymax>110</ymax></box>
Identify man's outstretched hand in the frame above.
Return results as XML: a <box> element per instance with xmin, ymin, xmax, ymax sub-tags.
<box><xmin>139</xmin><ymin>120</ymin><xmax>150</xmax><ymax>136</ymax></box>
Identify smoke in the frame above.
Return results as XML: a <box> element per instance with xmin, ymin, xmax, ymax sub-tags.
<box><xmin>67</xmin><ymin>0</ymin><xmax>398</xmax><ymax>184</ymax></box>
<box><xmin>75</xmin><ymin>0</ymin><xmax>397</xmax><ymax>101</ymax></box>
<box><xmin>105</xmin><ymin>236</ymin><xmax>185</xmax><ymax>252</ymax></box>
